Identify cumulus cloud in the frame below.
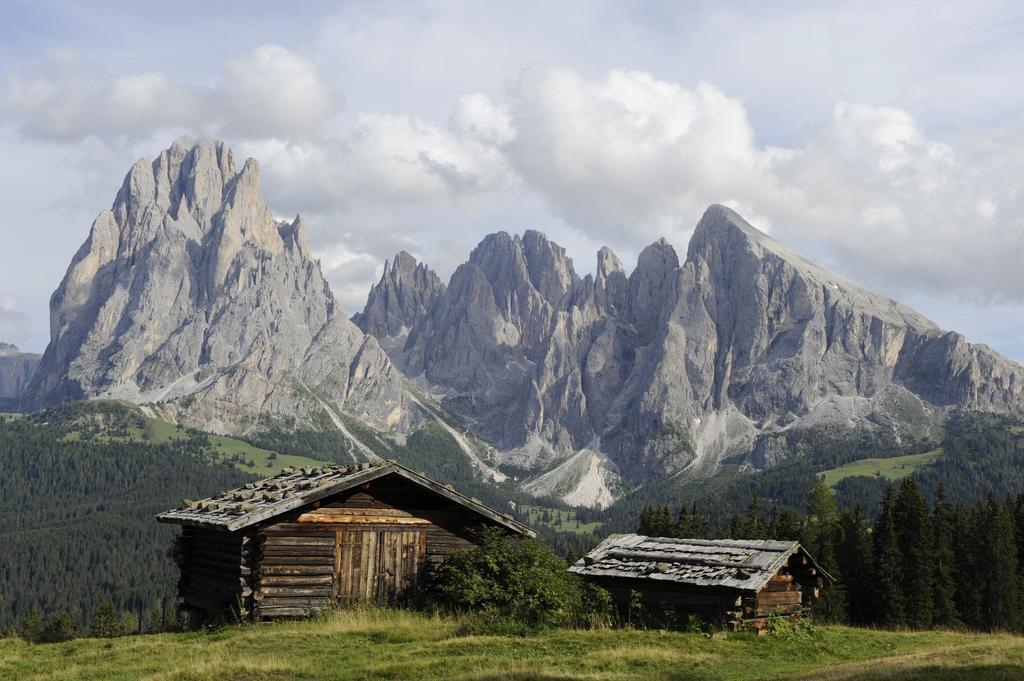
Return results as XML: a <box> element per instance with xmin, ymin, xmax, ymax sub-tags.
<box><xmin>2</xmin><ymin>45</ymin><xmax>340</xmax><ymax>142</ymax></box>
<box><xmin>218</xmin><ymin>45</ymin><xmax>340</xmax><ymax>139</ymax></box>
<box><xmin>767</xmin><ymin>101</ymin><xmax>1024</xmax><ymax>302</ymax></box>
<box><xmin>504</xmin><ymin>66</ymin><xmax>774</xmax><ymax>247</ymax></box>
<box><xmin>5</xmin><ymin>47</ymin><xmax>1024</xmax><ymax>326</ymax></box>
<box><xmin>485</xmin><ymin>65</ymin><xmax>1024</xmax><ymax>304</ymax></box>
<box><xmin>3</xmin><ymin>50</ymin><xmax>206</xmax><ymax>142</ymax></box>
<box><xmin>0</xmin><ymin>297</ymin><xmax>30</xmax><ymax>347</ymax></box>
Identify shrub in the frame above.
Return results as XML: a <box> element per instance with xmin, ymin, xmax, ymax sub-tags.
<box><xmin>428</xmin><ymin>527</ymin><xmax>609</xmax><ymax>628</ymax></box>
<box><xmin>90</xmin><ymin>599</ymin><xmax>123</xmax><ymax>638</ymax></box>
<box><xmin>21</xmin><ymin>607</ymin><xmax>43</xmax><ymax>643</ymax></box>
<box><xmin>41</xmin><ymin>611</ymin><xmax>81</xmax><ymax>643</ymax></box>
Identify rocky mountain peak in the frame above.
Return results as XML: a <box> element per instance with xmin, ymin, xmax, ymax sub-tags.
<box><xmin>628</xmin><ymin>237</ymin><xmax>680</xmax><ymax>338</ymax></box>
<box><xmin>277</xmin><ymin>214</ymin><xmax>311</xmax><ymax>258</ymax></box>
<box><xmin>354</xmin><ymin>251</ymin><xmax>445</xmax><ymax>340</ymax></box>
<box><xmin>0</xmin><ymin>343</ymin><xmax>41</xmax><ymax>401</ymax></box>
<box><xmin>24</xmin><ymin>138</ymin><xmax>419</xmax><ymax>443</ymax></box>
<box><xmin>593</xmin><ymin>246</ymin><xmax>628</xmax><ymax>314</ymax></box>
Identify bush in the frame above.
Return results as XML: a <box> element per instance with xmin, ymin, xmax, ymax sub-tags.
<box><xmin>41</xmin><ymin>611</ymin><xmax>81</xmax><ymax>643</ymax></box>
<box><xmin>428</xmin><ymin>527</ymin><xmax>610</xmax><ymax>628</ymax></box>
<box><xmin>90</xmin><ymin>600</ymin><xmax>123</xmax><ymax>638</ymax></box>
<box><xmin>21</xmin><ymin>608</ymin><xmax>43</xmax><ymax>643</ymax></box>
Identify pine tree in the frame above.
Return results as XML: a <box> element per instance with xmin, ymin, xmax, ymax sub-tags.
<box><xmin>1013</xmin><ymin>494</ymin><xmax>1024</xmax><ymax>598</ymax></box>
<box><xmin>41</xmin><ymin>611</ymin><xmax>81</xmax><ymax>643</ymax></box>
<box><xmin>802</xmin><ymin>481</ymin><xmax>845</xmax><ymax>622</ymax></box>
<box><xmin>744</xmin><ymin>492</ymin><xmax>764</xmax><ymax>538</ymax></box>
<box><xmin>728</xmin><ymin>514</ymin><xmax>745</xmax><ymax>539</ymax></box>
<box><xmin>90</xmin><ymin>599</ymin><xmax>122</xmax><ymax>638</ymax></box>
<box><xmin>895</xmin><ymin>478</ymin><xmax>933</xmax><ymax>628</ymax></box>
<box><xmin>952</xmin><ymin>504</ymin><xmax>983</xmax><ymax>627</ymax></box>
<box><xmin>771</xmin><ymin>507</ymin><xmax>801</xmax><ymax>540</ymax></box>
<box><xmin>676</xmin><ymin>501</ymin><xmax>709</xmax><ymax>539</ymax></box>
<box><xmin>873</xmin><ymin>485</ymin><xmax>905</xmax><ymax>627</ymax></box>
<box><xmin>979</xmin><ymin>496</ymin><xmax>1020</xmax><ymax>631</ymax></box>
<box><xmin>21</xmin><ymin>607</ymin><xmax>43</xmax><ymax>643</ymax></box>
<box><xmin>838</xmin><ymin>505</ymin><xmax>873</xmax><ymax>625</ymax></box>
<box><xmin>638</xmin><ymin>505</ymin><xmax>674</xmax><ymax>537</ymax></box>
<box><xmin>931</xmin><ymin>485</ymin><xmax>959</xmax><ymax>627</ymax></box>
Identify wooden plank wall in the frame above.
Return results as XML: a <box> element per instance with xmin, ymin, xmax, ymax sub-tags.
<box><xmin>591</xmin><ymin>550</ymin><xmax>822</xmax><ymax>631</ymax></box>
<box><xmin>251</xmin><ymin>474</ymin><xmax>492</xmax><ymax>620</ymax></box>
<box><xmin>255</xmin><ymin>523</ymin><xmax>335</xmax><ymax>619</ymax></box>
<box><xmin>179</xmin><ymin>526</ymin><xmax>254</xmax><ymax>621</ymax></box>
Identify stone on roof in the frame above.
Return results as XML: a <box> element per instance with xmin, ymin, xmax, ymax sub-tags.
<box><xmin>569</xmin><ymin>534</ymin><xmax>827</xmax><ymax>593</ymax></box>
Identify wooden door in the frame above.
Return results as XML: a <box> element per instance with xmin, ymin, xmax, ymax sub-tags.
<box><xmin>334</xmin><ymin>529</ymin><xmax>424</xmax><ymax>604</ymax></box>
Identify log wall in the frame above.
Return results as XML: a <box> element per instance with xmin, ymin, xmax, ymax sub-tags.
<box><xmin>248</xmin><ymin>474</ymin><xmax>493</xmax><ymax>619</ymax></box>
<box><xmin>178</xmin><ymin>526</ymin><xmax>254</xmax><ymax>622</ymax></box>
<box><xmin>589</xmin><ymin>550</ymin><xmax>822</xmax><ymax>631</ymax></box>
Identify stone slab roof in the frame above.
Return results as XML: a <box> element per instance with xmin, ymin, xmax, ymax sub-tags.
<box><xmin>157</xmin><ymin>460</ymin><xmax>533</xmax><ymax>536</ymax></box>
<box><xmin>568</xmin><ymin>534</ymin><xmax>826</xmax><ymax>593</ymax></box>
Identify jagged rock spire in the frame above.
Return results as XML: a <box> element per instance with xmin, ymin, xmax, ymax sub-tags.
<box><xmin>24</xmin><ymin>138</ymin><xmax>420</xmax><ymax>441</ymax></box>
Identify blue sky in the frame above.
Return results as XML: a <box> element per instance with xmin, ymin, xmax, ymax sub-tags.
<box><xmin>1</xmin><ymin>0</ymin><xmax>1023</xmax><ymax>362</ymax></box>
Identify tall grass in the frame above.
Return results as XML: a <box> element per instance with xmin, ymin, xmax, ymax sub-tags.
<box><xmin>1</xmin><ymin>607</ymin><xmax>1023</xmax><ymax>681</ymax></box>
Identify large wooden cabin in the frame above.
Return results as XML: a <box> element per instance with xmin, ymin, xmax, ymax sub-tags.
<box><xmin>157</xmin><ymin>460</ymin><xmax>533</xmax><ymax>622</ymax></box>
<box><xmin>569</xmin><ymin>534</ymin><xmax>830</xmax><ymax>630</ymax></box>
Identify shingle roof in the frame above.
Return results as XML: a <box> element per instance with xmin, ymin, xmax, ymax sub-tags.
<box><xmin>156</xmin><ymin>460</ymin><xmax>533</xmax><ymax>536</ymax></box>
<box><xmin>569</xmin><ymin>534</ymin><xmax>824</xmax><ymax>593</ymax></box>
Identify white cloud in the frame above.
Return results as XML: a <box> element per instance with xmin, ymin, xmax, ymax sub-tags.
<box><xmin>504</xmin><ymin>66</ymin><xmax>771</xmax><ymax>248</ymax></box>
<box><xmin>218</xmin><ymin>45</ymin><xmax>340</xmax><ymax>139</ymax></box>
<box><xmin>4</xmin><ymin>32</ymin><xmax>1024</xmax><ymax>356</ymax></box>
<box><xmin>0</xmin><ymin>297</ymin><xmax>30</xmax><ymax>347</ymax></box>
<box><xmin>3</xmin><ymin>49</ymin><xmax>206</xmax><ymax>142</ymax></box>
<box><xmin>768</xmin><ymin>102</ymin><xmax>1024</xmax><ymax>302</ymax></box>
<box><xmin>2</xmin><ymin>45</ymin><xmax>339</xmax><ymax>143</ymax></box>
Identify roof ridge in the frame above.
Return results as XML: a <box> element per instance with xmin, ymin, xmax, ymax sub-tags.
<box><xmin>156</xmin><ymin>459</ymin><xmax>534</xmax><ymax>537</ymax></box>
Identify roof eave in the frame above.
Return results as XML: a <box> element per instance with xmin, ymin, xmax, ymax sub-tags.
<box><xmin>156</xmin><ymin>461</ymin><xmax>536</xmax><ymax>538</ymax></box>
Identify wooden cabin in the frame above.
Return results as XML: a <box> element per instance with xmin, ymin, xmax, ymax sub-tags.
<box><xmin>157</xmin><ymin>460</ymin><xmax>533</xmax><ymax>622</ymax></box>
<box><xmin>569</xmin><ymin>534</ymin><xmax>831</xmax><ymax>630</ymax></box>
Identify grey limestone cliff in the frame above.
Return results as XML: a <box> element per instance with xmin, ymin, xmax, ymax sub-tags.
<box><xmin>0</xmin><ymin>343</ymin><xmax>41</xmax><ymax>401</ymax></box>
<box><xmin>24</xmin><ymin>137</ymin><xmax>420</xmax><ymax>441</ymax></box>
<box><xmin>364</xmin><ymin>205</ymin><xmax>1024</xmax><ymax>505</ymax></box>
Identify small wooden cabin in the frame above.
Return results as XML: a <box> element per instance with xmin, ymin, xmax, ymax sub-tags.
<box><xmin>569</xmin><ymin>534</ymin><xmax>830</xmax><ymax>630</ymax></box>
<box><xmin>157</xmin><ymin>460</ymin><xmax>533</xmax><ymax>622</ymax></box>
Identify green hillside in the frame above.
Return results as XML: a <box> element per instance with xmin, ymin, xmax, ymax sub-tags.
<box><xmin>0</xmin><ymin>401</ymin><xmax>337</xmax><ymax>628</ymax></box>
<box><xmin>53</xmin><ymin>400</ymin><xmax>329</xmax><ymax>475</ymax></box>
<box><xmin>819</xmin><ymin>448</ymin><xmax>945</xmax><ymax>487</ymax></box>
<box><xmin>3</xmin><ymin>608</ymin><xmax>1024</xmax><ymax>680</ymax></box>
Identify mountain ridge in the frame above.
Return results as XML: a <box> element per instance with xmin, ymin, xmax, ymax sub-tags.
<box><xmin>358</xmin><ymin>204</ymin><xmax>1024</xmax><ymax>504</ymax></box>
<box><xmin>23</xmin><ymin>137</ymin><xmax>424</xmax><ymax>450</ymax></box>
<box><xmin>17</xmin><ymin>138</ymin><xmax>1024</xmax><ymax>508</ymax></box>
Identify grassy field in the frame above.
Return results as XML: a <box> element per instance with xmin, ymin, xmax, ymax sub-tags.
<box><xmin>57</xmin><ymin>403</ymin><xmax>329</xmax><ymax>476</ymax></box>
<box><xmin>136</xmin><ymin>417</ymin><xmax>328</xmax><ymax>476</ymax></box>
<box><xmin>2</xmin><ymin>608</ymin><xmax>1023</xmax><ymax>681</ymax></box>
<box><xmin>818</xmin><ymin>449</ymin><xmax>945</xmax><ymax>488</ymax></box>
<box><xmin>521</xmin><ymin>504</ymin><xmax>603</xmax><ymax>535</ymax></box>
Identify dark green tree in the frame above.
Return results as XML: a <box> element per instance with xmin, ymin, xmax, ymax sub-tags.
<box><xmin>952</xmin><ymin>504</ymin><xmax>983</xmax><ymax>627</ymax></box>
<box><xmin>978</xmin><ymin>496</ymin><xmax>1020</xmax><ymax>631</ymax></box>
<box><xmin>873</xmin><ymin>485</ymin><xmax>905</xmax><ymax>627</ymax></box>
<box><xmin>838</xmin><ymin>504</ymin><xmax>873</xmax><ymax>625</ymax></box>
<box><xmin>90</xmin><ymin>599</ymin><xmax>122</xmax><ymax>638</ymax></box>
<box><xmin>931</xmin><ymin>485</ymin><xmax>959</xmax><ymax>627</ymax></box>
<box><xmin>21</xmin><ymin>607</ymin><xmax>43</xmax><ymax>643</ymax></box>
<box><xmin>638</xmin><ymin>506</ymin><xmax>675</xmax><ymax>537</ymax></box>
<box><xmin>801</xmin><ymin>481</ymin><xmax>845</xmax><ymax>621</ymax></box>
<box><xmin>675</xmin><ymin>501</ymin><xmax>709</xmax><ymax>539</ymax></box>
<box><xmin>895</xmin><ymin>479</ymin><xmax>934</xmax><ymax>628</ymax></box>
<box><xmin>41</xmin><ymin>611</ymin><xmax>81</xmax><ymax>643</ymax></box>
<box><xmin>429</xmin><ymin>527</ymin><xmax>601</xmax><ymax>627</ymax></box>
<box><xmin>770</xmin><ymin>506</ymin><xmax>801</xmax><ymax>540</ymax></box>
